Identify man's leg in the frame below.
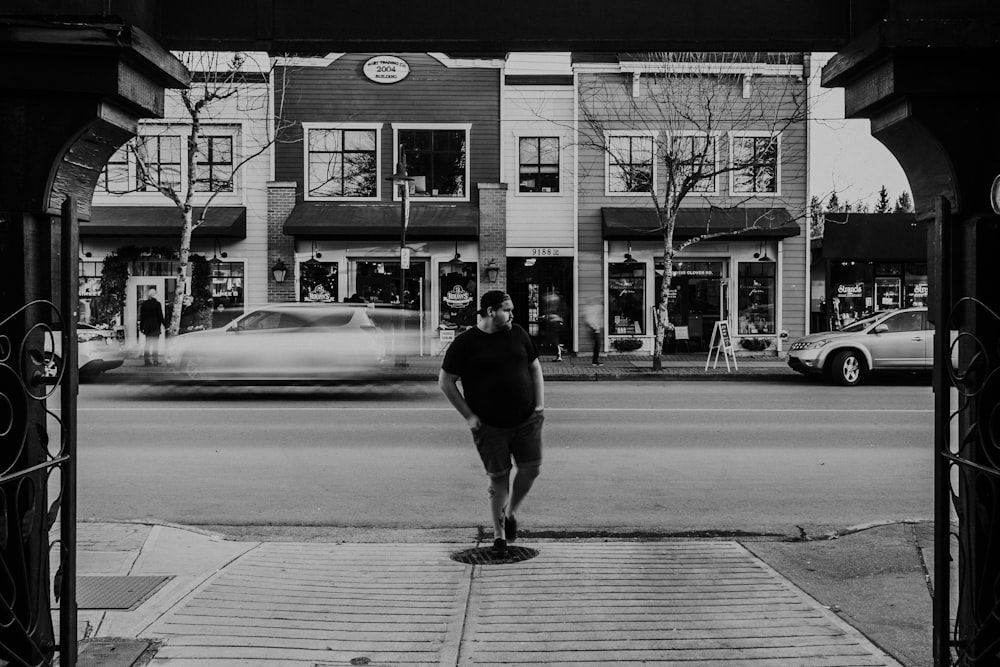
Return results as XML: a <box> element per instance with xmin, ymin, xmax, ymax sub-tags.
<box><xmin>591</xmin><ymin>329</ymin><xmax>601</xmax><ymax>364</ymax></box>
<box><xmin>488</xmin><ymin>473</ymin><xmax>510</xmax><ymax>541</ymax></box>
<box><xmin>508</xmin><ymin>462</ymin><xmax>540</xmax><ymax>520</ymax></box>
<box><xmin>143</xmin><ymin>334</ymin><xmax>152</xmax><ymax>365</ymax></box>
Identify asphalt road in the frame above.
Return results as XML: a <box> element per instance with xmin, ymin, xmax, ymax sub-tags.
<box><xmin>65</xmin><ymin>380</ymin><xmax>934</xmax><ymax>540</ymax></box>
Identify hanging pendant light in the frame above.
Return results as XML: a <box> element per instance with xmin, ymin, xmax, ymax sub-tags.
<box><xmin>448</xmin><ymin>240</ymin><xmax>464</xmax><ymax>271</ymax></box>
<box><xmin>623</xmin><ymin>241</ymin><xmax>638</xmax><ymax>264</ymax></box>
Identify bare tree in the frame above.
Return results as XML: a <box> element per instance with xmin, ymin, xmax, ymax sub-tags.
<box><xmin>577</xmin><ymin>52</ymin><xmax>808</xmax><ymax>369</ymax></box>
<box><xmin>111</xmin><ymin>51</ymin><xmax>293</xmax><ymax>337</ymax></box>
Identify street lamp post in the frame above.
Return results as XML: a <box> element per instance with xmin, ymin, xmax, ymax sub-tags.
<box><xmin>387</xmin><ymin>151</ymin><xmax>414</xmax><ymax>368</ymax></box>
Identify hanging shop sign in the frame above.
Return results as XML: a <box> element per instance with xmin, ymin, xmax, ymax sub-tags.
<box><xmin>363</xmin><ymin>56</ymin><xmax>410</xmax><ymax>84</ymax></box>
<box><xmin>836</xmin><ymin>282</ymin><xmax>865</xmax><ymax>298</ymax></box>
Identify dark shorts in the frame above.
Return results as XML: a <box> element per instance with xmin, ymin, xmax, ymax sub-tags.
<box><xmin>471</xmin><ymin>410</ymin><xmax>544</xmax><ymax>478</ymax></box>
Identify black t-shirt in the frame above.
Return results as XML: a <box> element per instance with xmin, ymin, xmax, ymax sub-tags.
<box><xmin>441</xmin><ymin>324</ymin><xmax>539</xmax><ymax>427</ymax></box>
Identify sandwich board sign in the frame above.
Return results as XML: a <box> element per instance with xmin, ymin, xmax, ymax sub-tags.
<box><xmin>705</xmin><ymin>320</ymin><xmax>738</xmax><ymax>372</ymax></box>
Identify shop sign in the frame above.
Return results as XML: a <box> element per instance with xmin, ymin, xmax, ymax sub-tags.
<box><xmin>363</xmin><ymin>56</ymin><xmax>410</xmax><ymax>84</ymax></box>
<box><xmin>836</xmin><ymin>282</ymin><xmax>864</xmax><ymax>298</ymax></box>
<box><xmin>443</xmin><ymin>284</ymin><xmax>473</xmax><ymax>309</ymax></box>
<box><xmin>912</xmin><ymin>283</ymin><xmax>928</xmax><ymax>297</ymax></box>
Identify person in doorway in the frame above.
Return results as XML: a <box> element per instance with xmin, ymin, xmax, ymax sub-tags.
<box><xmin>542</xmin><ymin>288</ymin><xmax>566</xmax><ymax>361</ymax></box>
<box><xmin>438</xmin><ymin>290</ymin><xmax>545</xmax><ymax>557</ymax></box>
<box><xmin>139</xmin><ymin>287</ymin><xmax>166</xmax><ymax>366</ymax></box>
<box><xmin>583</xmin><ymin>298</ymin><xmax>604</xmax><ymax>366</ymax></box>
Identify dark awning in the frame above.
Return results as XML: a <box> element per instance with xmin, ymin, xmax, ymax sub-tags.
<box><xmin>85</xmin><ymin>206</ymin><xmax>247</xmax><ymax>238</ymax></box>
<box><xmin>602</xmin><ymin>207</ymin><xmax>800</xmax><ymax>241</ymax></box>
<box><xmin>822</xmin><ymin>213</ymin><xmax>926</xmax><ymax>261</ymax></box>
<box><xmin>283</xmin><ymin>202</ymin><xmax>480</xmax><ymax>240</ymax></box>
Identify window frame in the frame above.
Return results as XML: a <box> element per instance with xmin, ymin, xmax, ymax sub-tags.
<box><xmin>736</xmin><ymin>261</ymin><xmax>777</xmax><ymax>335</ymax></box>
<box><xmin>729</xmin><ymin>131</ymin><xmax>781</xmax><ymax>196</ymax></box>
<box><xmin>303</xmin><ymin>122</ymin><xmax>383</xmax><ymax>202</ymax></box>
<box><xmin>516</xmin><ymin>135</ymin><xmax>561</xmax><ymax>195</ymax></box>
<box><xmin>669</xmin><ymin>131</ymin><xmax>719</xmax><ymax>196</ymax></box>
<box><xmin>604</xmin><ymin>131</ymin><xmax>657</xmax><ymax>197</ymax></box>
<box><xmin>391</xmin><ymin>123</ymin><xmax>472</xmax><ymax>203</ymax></box>
<box><xmin>194</xmin><ymin>135</ymin><xmax>235</xmax><ymax>193</ymax></box>
<box><xmin>135</xmin><ymin>134</ymin><xmax>183</xmax><ymax>193</ymax></box>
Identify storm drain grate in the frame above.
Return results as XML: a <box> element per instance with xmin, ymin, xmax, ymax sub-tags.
<box><xmin>450</xmin><ymin>545</ymin><xmax>539</xmax><ymax>565</ymax></box>
<box><xmin>76</xmin><ymin>575</ymin><xmax>172</xmax><ymax>610</ymax></box>
<box><xmin>77</xmin><ymin>639</ymin><xmax>151</xmax><ymax>667</ymax></box>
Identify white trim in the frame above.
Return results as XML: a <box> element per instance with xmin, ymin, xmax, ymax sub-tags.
<box><xmin>620</xmin><ymin>62</ymin><xmax>802</xmax><ymax>77</ymax></box>
<box><xmin>512</xmin><ymin>134</ymin><xmax>565</xmax><ymax>197</ymax></box>
<box><xmin>427</xmin><ymin>53</ymin><xmax>505</xmax><ymax>68</ymax></box>
<box><xmin>668</xmin><ymin>130</ymin><xmax>720</xmax><ymax>197</ymax></box>
<box><xmin>573</xmin><ymin>70</ymin><xmax>581</xmax><ymax>355</ymax></box>
<box><xmin>390</xmin><ymin>123</ymin><xmax>473</xmax><ymax>203</ymax></box>
<box><xmin>274</xmin><ymin>53</ymin><xmax>345</xmax><ymax>67</ymax></box>
<box><xmin>301</xmin><ymin>122</ymin><xmax>383</xmax><ymax>202</ymax></box>
<box><xmin>777</xmin><ymin>241</ymin><xmax>784</xmax><ymax>353</ymax></box>
<box><xmin>604</xmin><ymin>130</ymin><xmax>658</xmax><ymax>197</ymax></box>
<box><xmin>729</xmin><ymin>131</ymin><xmax>782</xmax><ymax>197</ymax></box>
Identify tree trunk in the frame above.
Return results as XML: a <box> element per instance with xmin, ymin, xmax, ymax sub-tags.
<box><xmin>652</xmin><ymin>216</ymin><xmax>676</xmax><ymax>371</ymax></box>
<box><xmin>168</xmin><ymin>207</ymin><xmax>193</xmax><ymax>339</ymax></box>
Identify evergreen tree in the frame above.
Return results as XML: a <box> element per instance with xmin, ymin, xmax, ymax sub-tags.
<box><xmin>809</xmin><ymin>195</ymin><xmax>824</xmax><ymax>239</ymax></box>
<box><xmin>826</xmin><ymin>191</ymin><xmax>841</xmax><ymax>212</ymax></box>
<box><xmin>894</xmin><ymin>191</ymin><xmax>913</xmax><ymax>213</ymax></box>
<box><xmin>875</xmin><ymin>186</ymin><xmax>891</xmax><ymax>213</ymax></box>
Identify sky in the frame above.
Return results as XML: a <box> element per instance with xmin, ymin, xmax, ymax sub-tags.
<box><xmin>808</xmin><ymin>53</ymin><xmax>911</xmax><ymax>209</ymax></box>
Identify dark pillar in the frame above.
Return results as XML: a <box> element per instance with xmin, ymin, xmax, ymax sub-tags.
<box><xmin>824</xmin><ymin>24</ymin><xmax>1000</xmax><ymax>666</ymax></box>
<box><xmin>0</xmin><ymin>21</ymin><xmax>186</xmax><ymax>666</ymax></box>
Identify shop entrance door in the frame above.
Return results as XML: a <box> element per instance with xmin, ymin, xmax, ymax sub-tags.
<box><xmin>655</xmin><ymin>261</ymin><xmax>724</xmax><ymax>353</ymax></box>
<box><xmin>125</xmin><ymin>276</ymin><xmax>178</xmax><ymax>354</ymax></box>
<box><xmin>353</xmin><ymin>260</ymin><xmax>427</xmax><ymax>354</ymax></box>
<box><xmin>507</xmin><ymin>257</ymin><xmax>574</xmax><ymax>355</ymax></box>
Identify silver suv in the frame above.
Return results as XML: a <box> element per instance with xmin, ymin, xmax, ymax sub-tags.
<box><xmin>787</xmin><ymin>307</ymin><xmax>932</xmax><ymax>386</ymax></box>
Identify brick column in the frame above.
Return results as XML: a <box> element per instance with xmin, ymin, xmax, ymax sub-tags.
<box><xmin>267</xmin><ymin>181</ymin><xmax>297</xmax><ymax>302</ymax></box>
<box><xmin>477</xmin><ymin>182</ymin><xmax>508</xmax><ymax>290</ymax></box>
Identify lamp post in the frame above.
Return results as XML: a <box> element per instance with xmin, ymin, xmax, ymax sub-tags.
<box><xmin>387</xmin><ymin>152</ymin><xmax>414</xmax><ymax>367</ymax></box>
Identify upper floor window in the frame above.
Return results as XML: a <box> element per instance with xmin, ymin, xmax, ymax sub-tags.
<box><xmin>101</xmin><ymin>145</ymin><xmax>132</xmax><ymax>193</ymax></box>
<box><xmin>731</xmin><ymin>134</ymin><xmax>779</xmax><ymax>195</ymax></box>
<box><xmin>519</xmin><ymin>137</ymin><xmax>560</xmax><ymax>193</ymax></box>
<box><xmin>195</xmin><ymin>136</ymin><xmax>234</xmax><ymax>192</ymax></box>
<box><xmin>306</xmin><ymin>126</ymin><xmax>379</xmax><ymax>199</ymax></box>
<box><xmin>674</xmin><ymin>134</ymin><xmax>717</xmax><ymax>194</ymax></box>
<box><xmin>607</xmin><ymin>134</ymin><xmax>654</xmax><ymax>194</ymax></box>
<box><xmin>397</xmin><ymin>127</ymin><xmax>468</xmax><ymax>198</ymax></box>
<box><xmin>136</xmin><ymin>135</ymin><xmax>182</xmax><ymax>192</ymax></box>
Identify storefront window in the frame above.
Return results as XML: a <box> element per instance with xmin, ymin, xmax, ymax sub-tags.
<box><xmin>905</xmin><ymin>263</ymin><xmax>928</xmax><ymax>307</ymax></box>
<box><xmin>830</xmin><ymin>261</ymin><xmax>874</xmax><ymax>328</ymax></box>
<box><xmin>307</xmin><ymin>127</ymin><xmax>378</xmax><ymax>198</ymax></box>
<box><xmin>609</xmin><ymin>263</ymin><xmax>646</xmax><ymax>335</ymax></box>
<box><xmin>399</xmin><ymin>129</ymin><xmax>467</xmax><ymax>198</ymax></box>
<box><xmin>354</xmin><ymin>261</ymin><xmax>423</xmax><ymax>309</ymax></box>
<box><xmin>439</xmin><ymin>261</ymin><xmax>477</xmax><ymax>333</ymax></box>
<box><xmin>78</xmin><ymin>260</ymin><xmax>103</xmax><ymax>325</ymax></box>
<box><xmin>210</xmin><ymin>261</ymin><xmax>245</xmax><ymax>328</ymax></box>
<box><xmin>737</xmin><ymin>262</ymin><xmax>776</xmax><ymax>334</ymax></box>
<box><xmin>300</xmin><ymin>261</ymin><xmax>339</xmax><ymax>302</ymax></box>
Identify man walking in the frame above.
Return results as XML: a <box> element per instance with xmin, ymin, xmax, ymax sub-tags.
<box><xmin>139</xmin><ymin>287</ymin><xmax>166</xmax><ymax>366</ymax></box>
<box><xmin>583</xmin><ymin>298</ymin><xmax>604</xmax><ymax>366</ymax></box>
<box><xmin>439</xmin><ymin>290</ymin><xmax>545</xmax><ymax>556</ymax></box>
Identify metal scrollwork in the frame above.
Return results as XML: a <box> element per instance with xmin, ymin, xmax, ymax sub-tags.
<box><xmin>1</xmin><ymin>300</ymin><xmax>66</xmax><ymax>666</ymax></box>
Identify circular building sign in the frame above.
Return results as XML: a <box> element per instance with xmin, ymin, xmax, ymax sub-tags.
<box><xmin>363</xmin><ymin>56</ymin><xmax>410</xmax><ymax>84</ymax></box>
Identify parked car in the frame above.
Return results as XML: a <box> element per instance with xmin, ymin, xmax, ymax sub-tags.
<box><xmin>43</xmin><ymin>323</ymin><xmax>125</xmax><ymax>380</ymax></box>
<box><xmin>169</xmin><ymin>302</ymin><xmax>418</xmax><ymax>382</ymax></box>
<box><xmin>787</xmin><ymin>307</ymin><xmax>933</xmax><ymax>386</ymax></box>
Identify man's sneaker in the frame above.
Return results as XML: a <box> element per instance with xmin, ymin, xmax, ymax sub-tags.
<box><xmin>492</xmin><ymin>538</ymin><xmax>508</xmax><ymax>557</ymax></box>
<box><xmin>505</xmin><ymin>515</ymin><xmax>518</xmax><ymax>542</ymax></box>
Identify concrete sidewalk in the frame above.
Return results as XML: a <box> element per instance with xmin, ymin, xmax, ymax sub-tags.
<box><xmin>66</xmin><ymin>520</ymin><xmax>934</xmax><ymax>666</ymax></box>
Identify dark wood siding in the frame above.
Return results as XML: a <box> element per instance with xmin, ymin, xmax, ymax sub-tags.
<box><xmin>275</xmin><ymin>53</ymin><xmax>500</xmax><ymax>206</ymax></box>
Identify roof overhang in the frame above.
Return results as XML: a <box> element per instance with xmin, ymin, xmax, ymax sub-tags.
<box><xmin>602</xmin><ymin>207</ymin><xmax>800</xmax><ymax>241</ymax></box>
<box><xmin>822</xmin><ymin>213</ymin><xmax>925</xmax><ymax>260</ymax></box>
<box><xmin>283</xmin><ymin>203</ymin><xmax>479</xmax><ymax>240</ymax></box>
<box><xmin>84</xmin><ymin>206</ymin><xmax>247</xmax><ymax>238</ymax></box>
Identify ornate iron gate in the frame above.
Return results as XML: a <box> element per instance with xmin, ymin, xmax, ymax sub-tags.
<box><xmin>0</xmin><ymin>198</ymin><xmax>79</xmax><ymax>666</ymax></box>
<box><xmin>933</xmin><ymin>198</ymin><xmax>1000</xmax><ymax>666</ymax></box>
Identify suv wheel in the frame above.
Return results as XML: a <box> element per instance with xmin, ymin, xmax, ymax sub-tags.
<box><xmin>830</xmin><ymin>350</ymin><xmax>865</xmax><ymax>386</ymax></box>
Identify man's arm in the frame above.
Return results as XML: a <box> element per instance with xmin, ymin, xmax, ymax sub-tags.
<box><xmin>529</xmin><ymin>358</ymin><xmax>545</xmax><ymax>411</ymax></box>
<box><xmin>438</xmin><ymin>369</ymin><xmax>481</xmax><ymax>430</ymax></box>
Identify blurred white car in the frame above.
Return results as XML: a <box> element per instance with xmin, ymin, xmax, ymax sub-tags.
<box><xmin>170</xmin><ymin>302</ymin><xmax>418</xmax><ymax>382</ymax></box>
<box><xmin>43</xmin><ymin>323</ymin><xmax>125</xmax><ymax>380</ymax></box>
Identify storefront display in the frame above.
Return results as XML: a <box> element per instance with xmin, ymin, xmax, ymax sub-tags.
<box><xmin>737</xmin><ymin>262</ymin><xmax>775</xmax><ymax>335</ymax></box>
<box><xmin>439</xmin><ymin>261</ymin><xmax>477</xmax><ymax>335</ymax></box>
<box><xmin>655</xmin><ymin>260</ymin><xmax>724</xmax><ymax>351</ymax></box>
<box><xmin>300</xmin><ymin>261</ymin><xmax>339</xmax><ymax>302</ymax></box>
<box><xmin>210</xmin><ymin>261</ymin><xmax>245</xmax><ymax>328</ymax></box>
<box><xmin>609</xmin><ymin>262</ymin><xmax>646</xmax><ymax>336</ymax></box>
<box><xmin>507</xmin><ymin>257</ymin><xmax>574</xmax><ymax>352</ymax></box>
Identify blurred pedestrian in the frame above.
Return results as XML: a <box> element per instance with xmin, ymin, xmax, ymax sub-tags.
<box><xmin>583</xmin><ymin>298</ymin><xmax>604</xmax><ymax>366</ymax></box>
<box><xmin>542</xmin><ymin>288</ymin><xmax>566</xmax><ymax>361</ymax></box>
<box><xmin>438</xmin><ymin>290</ymin><xmax>545</xmax><ymax>557</ymax></box>
<box><xmin>139</xmin><ymin>287</ymin><xmax>166</xmax><ymax>366</ymax></box>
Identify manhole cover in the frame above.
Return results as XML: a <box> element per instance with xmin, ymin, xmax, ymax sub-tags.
<box><xmin>75</xmin><ymin>575</ymin><xmax>171</xmax><ymax>610</ymax></box>
<box><xmin>78</xmin><ymin>639</ymin><xmax>150</xmax><ymax>667</ymax></box>
<box><xmin>450</xmin><ymin>545</ymin><xmax>539</xmax><ymax>565</ymax></box>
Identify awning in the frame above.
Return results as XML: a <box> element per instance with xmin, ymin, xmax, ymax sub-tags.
<box><xmin>283</xmin><ymin>202</ymin><xmax>479</xmax><ymax>240</ymax></box>
<box><xmin>822</xmin><ymin>213</ymin><xmax>926</xmax><ymax>261</ymax></box>
<box><xmin>602</xmin><ymin>207</ymin><xmax>800</xmax><ymax>241</ymax></box>
<box><xmin>84</xmin><ymin>206</ymin><xmax>247</xmax><ymax>238</ymax></box>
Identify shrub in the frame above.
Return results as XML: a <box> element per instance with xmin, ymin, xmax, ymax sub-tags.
<box><xmin>611</xmin><ymin>338</ymin><xmax>643</xmax><ymax>352</ymax></box>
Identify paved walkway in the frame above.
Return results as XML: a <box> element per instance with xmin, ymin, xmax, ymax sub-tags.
<box><xmin>66</xmin><ymin>522</ymin><xmax>915</xmax><ymax>666</ymax></box>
